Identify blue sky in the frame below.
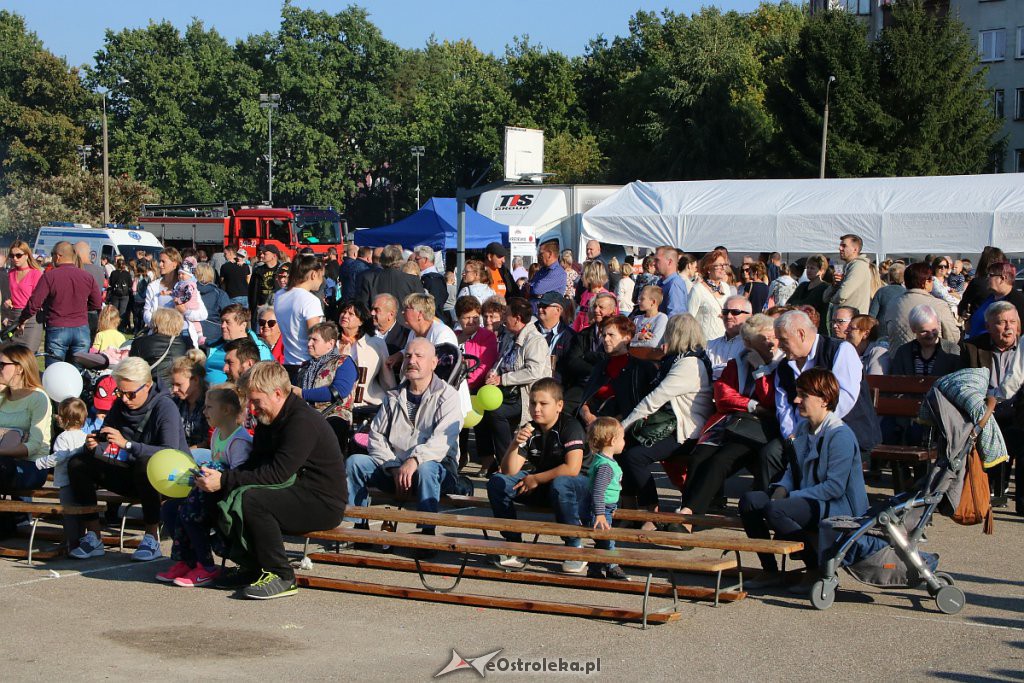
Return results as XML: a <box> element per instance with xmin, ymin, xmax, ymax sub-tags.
<box><xmin>10</xmin><ymin>0</ymin><xmax>765</xmax><ymax>68</ymax></box>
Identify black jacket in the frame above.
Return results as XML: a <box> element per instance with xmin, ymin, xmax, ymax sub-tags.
<box><xmin>578</xmin><ymin>355</ymin><xmax>659</xmax><ymax>421</ymax></box>
<box><xmin>130</xmin><ymin>333</ymin><xmax>188</xmax><ymax>387</ymax></box>
<box><xmin>103</xmin><ymin>385</ymin><xmax>189</xmax><ymax>459</ymax></box>
<box><xmin>222</xmin><ymin>392</ymin><xmax>347</xmax><ymax>510</ymax></box>
<box><xmin>421</xmin><ymin>271</ymin><xmax>449</xmax><ymax>310</ymax></box>
<box><xmin>360</xmin><ymin>267</ymin><xmax>423</xmax><ymax>309</ymax></box>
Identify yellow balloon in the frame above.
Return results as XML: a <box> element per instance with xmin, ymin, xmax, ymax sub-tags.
<box><xmin>477</xmin><ymin>385</ymin><xmax>503</xmax><ymax>412</ymax></box>
<box><xmin>471</xmin><ymin>394</ymin><xmax>486</xmax><ymax>415</ymax></box>
<box><xmin>147</xmin><ymin>449</ymin><xmax>198</xmax><ymax>498</ymax></box>
<box><xmin>463</xmin><ymin>410</ymin><xmax>483</xmax><ymax>428</ymax></box>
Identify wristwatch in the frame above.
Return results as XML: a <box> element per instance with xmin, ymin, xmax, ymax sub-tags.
<box><xmin>124</xmin><ymin>441</ymin><xmax>133</xmax><ymax>451</ymax></box>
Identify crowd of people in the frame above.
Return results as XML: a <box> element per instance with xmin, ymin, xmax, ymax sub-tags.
<box><xmin>0</xmin><ymin>233</ymin><xmax>1020</xmax><ymax>600</ymax></box>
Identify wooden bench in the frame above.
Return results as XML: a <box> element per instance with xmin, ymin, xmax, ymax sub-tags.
<box><xmin>13</xmin><ymin>488</ymin><xmax>145</xmax><ymax>551</ymax></box>
<box><xmin>0</xmin><ymin>500</ymin><xmax>104</xmax><ymax>564</ymax></box>
<box><xmin>368</xmin><ymin>489</ymin><xmax>744</xmax><ymax>531</ymax></box>
<box><xmin>302</xmin><ymin>507</ymin><xmax>801</xmax><ymax>626</ymax></box>
<box><xmin>867</xmin><ymin>374</ymin><xmax>938</xmax><ymax>490</ymax></box>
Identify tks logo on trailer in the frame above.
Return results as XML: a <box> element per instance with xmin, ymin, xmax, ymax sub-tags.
<box><xmin>494</xmin><ymin>194</ymin><xmax>534</xmax><ymax>211</ymax></box>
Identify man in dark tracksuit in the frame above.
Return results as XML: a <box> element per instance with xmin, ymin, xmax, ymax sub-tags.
<box><xmin>197</xmin><ymin>361</ymin><xmax>346</xmax><ymax>599</ymax></box>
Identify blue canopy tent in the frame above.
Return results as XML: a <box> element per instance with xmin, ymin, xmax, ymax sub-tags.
<box><xmin>353</xmin><ymin>197</ymin><xmax>509</xmax><ymax>251</ymax></box>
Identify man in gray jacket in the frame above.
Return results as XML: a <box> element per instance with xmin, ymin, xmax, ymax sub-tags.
<box><xmin>830</xmin><ymin>234</ymin><xmax>873</xmax><ymax>318</ymax></box>
<box><xmin>345</xmin><ymin>338</ymin><xmax>463</xmax><ymax>534</ymax></box>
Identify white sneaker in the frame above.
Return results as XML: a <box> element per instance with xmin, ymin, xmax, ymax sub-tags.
<box><xmin>561</xmin><ymin>559</ymin><xmax>588</xmax><ymax>574</ymax></box>
<box><xmin>68</xmin><ymin>531</ymin><xmax>105</xmax><ymax>559</ymax></box>
<box><xmin>491</xmin><ymin>555</ymin><xmax>526</xmax><ymax>570</ymax></box>
<box><xmin>131</xmin><ymin>534</ymin><xmax>163</xmax><ymax>562</ymax></box>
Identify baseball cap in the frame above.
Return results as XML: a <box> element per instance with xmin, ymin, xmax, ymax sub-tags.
<box><xmin>537</xmin><ymin>291</ymin><xmax>566</xmax><ymax>308</ymax></box>
<box><xmin>485</xmin><ymin>242</ymin><xmax>508</xmax><ymax>258</ymax></box>
<box><xmin>236</xmin><ymin>248</ymin><xmax>248</xmax><ymax>259</ymax></box>
<box><xmin>93</xmin><ymin>375</ymin><xmax>117</xmax><ymax>412</ymax></box>
<box><xmin>259</xmin><ymin>244</ymin><xmax>280</xmax><ymax>256</ymax></box>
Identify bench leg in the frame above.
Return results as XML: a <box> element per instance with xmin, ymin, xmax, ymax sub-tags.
<box><xmin>641</xmin><ymin>572</ymin><xmax>654</xmax><ymax>630</ymax></box>
<box><xmin>119</xmin><ymin>505</ymin><xmax>131</xmax><ymax>552</ymax></box>
<box><xmin>27</xmin><ymin>517</ymin><xmax>39</xmax><ymax>566</ymax></box>
<box><xmin>414</xmin><ymin>551</ymin><xmax>470</xmax><ymax>594</ymax></box>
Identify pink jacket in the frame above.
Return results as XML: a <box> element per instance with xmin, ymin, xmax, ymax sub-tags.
<box><xmin>461</xmin><ymin>327</ymin><xmax>498</xmax><ymax>390</ymax></box>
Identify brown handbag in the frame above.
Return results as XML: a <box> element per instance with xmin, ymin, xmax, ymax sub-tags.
<box><xmin>952</xmin><ymin>447</ymin><xmax>994</xmax><ymax>535</ymax></box>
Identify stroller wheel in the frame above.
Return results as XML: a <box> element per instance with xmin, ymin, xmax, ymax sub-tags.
<box><xmin>935</xmin><ymin>584</ymin><xmax>966</xmax><ymax>615</ymax></box>
<box><xmin>927</xmin><ymin>572</ymin><xmax>955</xmax><ymax>597</ymax></box>
<box><xmin>809</xmin><ymin>576</ymin><xmax>838</xmax><ymax>611</ymax></box>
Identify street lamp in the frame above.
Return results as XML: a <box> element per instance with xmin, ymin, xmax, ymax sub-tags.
<box><xmin>99</xmin><ymin>78</ymin><xmax>128</xmax><ymax>226</ymax></box>
<box><xmin>76</xmin><ymin>144</ymin><xmax>93</xmax><ymax>172</ymax></box>
<box><xmin>259</xmin><ymin>93</ymin><xmax>281</xmax><ymax>204</ymax></box>
<box><xmin>819</xmin><ymin>75</ymin><xmax>836</xmax><ymax>179</ymax></box>
<box><xmin>410</xmin><ymin>145</ymin><xmax>425</xmax><ymax>208</ymax></box>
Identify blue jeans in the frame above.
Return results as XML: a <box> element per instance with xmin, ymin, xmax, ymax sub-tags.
<box><xmin>344</xmin><ymin>454</ymin><xmax>457</xmax><ymax>532</ymax></box>
<box><xmin>486</xmin><ymin>471</ymin><xmax>591</xmax><ymax>546</ymax></box>
<box><xmin>230</xmin><ymin>296</ymin><xmax>249</xmax><ymax>308</ymax></box>
<box><xmin>0</xmin><ymin>456</ymin><xmax>48</xmax><ymax>491</ymax></box>
<box><xmin>44</xmin><ymin>324</ymin><xmax>90</xmax><ymax>367</ymax></box>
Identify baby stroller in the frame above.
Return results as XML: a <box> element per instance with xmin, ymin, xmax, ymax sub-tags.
<box><xmin>808</xmin><ymin>385</ymin><xmax>979</xmax><ymax>615</ymax></box>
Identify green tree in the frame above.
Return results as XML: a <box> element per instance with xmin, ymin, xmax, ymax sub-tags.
<box><xmin>39</xmin><ymin>172</ymin><xmax>160</xmax><ymax>225</ymax></box>
<box><xmin>0</xmin><ymin>11</ymin><xmax>94</xmax><ymax>191</ymax></box>
<box><xmin>89</xmin><ymin>20</ymin><xmax>261</xmax><ymax>204</ymax></box>
<box><xmin>0</xmin><ymin>185</ymin><xmax>74</xmax><ymax>239</ymax></box>
<box><xmin>873</xmin><ymin>0</ymin><xmax>1003</xmax><ymax>174</ymax></box>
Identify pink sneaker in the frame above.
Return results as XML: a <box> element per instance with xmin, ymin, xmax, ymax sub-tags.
<box><xmin>156</xmin><ymin>561</ymin><xmax>192</xmax><ymax>583</ymax></box>
<box><xmin>173</xmin><ymin>565</ymin><xmax>220</xmax><ymax>587</ymax></box>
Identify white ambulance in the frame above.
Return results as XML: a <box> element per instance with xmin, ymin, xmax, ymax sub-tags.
<box><xmin>33</xmin><ymin>223</ymin><xmax>164</xmax><ymax>264</ymax></box>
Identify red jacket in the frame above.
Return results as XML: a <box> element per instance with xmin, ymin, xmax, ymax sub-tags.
<box><xmin>700</xmin><ymin>352</ymin><xmax>776</xmax><ymax>435</ymax></box>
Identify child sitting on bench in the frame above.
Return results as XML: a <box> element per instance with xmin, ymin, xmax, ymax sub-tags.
<box><xmin>586</xmin><ymin>417</ymin><xmax>628</xmax><ymax>581</ymax></box>
<box><xmin>156</xmin><ymin>385</ymin><xmax>251</xmax><ymax>587</ymax></box>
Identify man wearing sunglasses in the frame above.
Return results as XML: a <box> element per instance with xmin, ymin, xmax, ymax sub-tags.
<box><xmin>706</xmin><ymin>295</ymin><xmax>752</xmax><ymax>380</ymax></box>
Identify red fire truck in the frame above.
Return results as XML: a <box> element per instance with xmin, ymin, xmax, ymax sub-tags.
<box><xmin>138</xmin><ymin>202</ymin><xmax>348</xmax><ymax>258</ymax></box>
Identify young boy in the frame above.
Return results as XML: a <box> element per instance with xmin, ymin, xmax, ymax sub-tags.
<box><xmin>586</xmin><ymin>417</ymin><xmax>628</xmax><ymax>581</ymax></box>
<box><xmin>486</xmin><ymin>378</ymin><xmax>590</xmax><ymax>573</ymax></box>
<box><xmin>34</xmin><ymin>398</ymin><xmax>89</xmax><ymax>548</ymax></box>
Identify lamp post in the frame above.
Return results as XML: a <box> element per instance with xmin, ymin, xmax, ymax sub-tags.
<box><xmin>76</xmin><ymin>144</ymin><xmax>93</xmax><ymax>172</ymax></box>
<box><xmin>410</xmin><ymin>145</ymin><xmax>425</xmax><ymax>208</ymax></box>
<box><xmin>819</xmin><ymin>75</ymin><xmax>836</xmax><ymax>180</ymax></box>
<box><xmin>101</xmin><ymin>92</ymin><xmax>110</xmax><ymax>225</ymax></box>
<box><xmin>259</xmin><ymin>93</ymin><xmax>281</xmax><ymax>203</ymax></box>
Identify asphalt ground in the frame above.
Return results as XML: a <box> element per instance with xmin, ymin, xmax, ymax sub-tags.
<box><xmin>1</xmin><ymin>473</ymin><xmax>1022</xmax><ymax>682</ymax></box>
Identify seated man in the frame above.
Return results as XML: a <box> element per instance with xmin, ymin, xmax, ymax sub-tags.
<box><xmin>486</xmin><ymin>378</ymin><xmax>591</xmax><ymax>574</ymax></box>
<box><xmin>195</xmin><ymin>361</ymin><xmax>346</xmax><ymax>600</ymax></box>
<box><xmin>345</xmin><ymin>338</ymin><xmax>462</xmax><ymax>537</ymax></box>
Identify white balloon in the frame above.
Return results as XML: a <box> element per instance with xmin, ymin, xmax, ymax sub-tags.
<box><xmin>41</xmin><ymin>362</ymin><xmax>83</xmax><ymax>403</ymax></box>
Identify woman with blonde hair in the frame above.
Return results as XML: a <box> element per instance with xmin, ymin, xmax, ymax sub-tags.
<box><xmin>3</xmin><ymin>240</ymin><xmax>44</xmax><ymax>352</ymax></box>
<box><xmin>457</xmin><ymin>260</ymin><xmax>497</xmax><ymax>304</ymax></box>
<box><xmin>0</xmin><ymin>343</ymin><xmax>52</xmax><ymax>491</ymax></box>
<box><xmin>616</xmin><ymin>261</ymin><xmax>636</xmax><ymax>315</ymax></box>
<box><xmin>170</xmin><ymin>349</ymin><xmax>210</xmax><ymax>448</ymax></box>
<box><xmin>130</xmin><ymin>307</ymin><xmax>189</xmax><ymax>386</ymax></box>
<box><xmin>572</xmin><ymin>259</ymin><xmax>614</xmax><ymax>331</ymax></box>
<box><xmin>143</xmin><ymin>247</ymin><xmax>207</xmax><ymax>347</ymax></box>
<box><xmin>688</xmin><ymin>249</ymin><xmax>734</xmax><ymax>340</ymax></box>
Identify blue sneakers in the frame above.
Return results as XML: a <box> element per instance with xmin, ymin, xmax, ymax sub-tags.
<box><xmin>68</xmin><ymin>531</ymin><xmax>105</xmax><ymax>559</ymax></box>
<box><xmin>131</xmin><ymin>534</ymin><xmax>163</xmax><ymax>562</ymax></box>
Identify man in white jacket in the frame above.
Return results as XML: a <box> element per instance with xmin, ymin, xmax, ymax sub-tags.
<box><xmin>345</xmin><ymin>338</ymin><xmax>463</xmax><ymax>536</ymax></box>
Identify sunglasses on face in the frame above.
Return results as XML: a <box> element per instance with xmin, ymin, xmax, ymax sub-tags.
<box><xmin>722</xmin><ymin>309</ymin><xmax>750</xmax><ymax>317</ymax></box>
<box><xmin>258</xmin><ymin>319</ymin><xmax>277</xmax><ymax>328</ymax></box>
<box><xmin>9</xmin><ymin>252</ymin><xmax>25</xmax><ymax>259</ymax></box>
<box><xmin>114</xmin><ymin>384</ymin><xmax>149</xmax><ymax>400</ymax></box>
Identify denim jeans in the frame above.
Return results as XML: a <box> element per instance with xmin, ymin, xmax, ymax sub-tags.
<box><xmin>0</xmin><ymin>456</ymin><xmax>48</xmax><ymax>491</ymax></box>
<box><xmin>344</xmin><ymin>454</ymin><xmax>457</xmax><ymax>531</ymax></box>
<box><xmin>44</xmin><ymin>324</ymin><xmax>91</xmax><ymax>367</ymax></box>
<box><xmin>230</xmin><ymin>296</ymin><xmax>249</xmax><ymax>308</ymax></box>
<box><xmin>486</xmin><ymin>471</ymin><xmax>591</xmax><ymax>546</ymax></box>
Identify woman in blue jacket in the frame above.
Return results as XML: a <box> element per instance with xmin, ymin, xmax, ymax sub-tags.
<box><xmin>739</xmin><ymin>367</ymin><xmax>868</xmax><ymax>585</ymax></box>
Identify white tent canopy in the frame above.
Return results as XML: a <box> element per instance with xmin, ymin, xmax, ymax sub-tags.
<box><xmin>581</xmin><ymin>175</ymin><xmax>1024</xmax><ymax>257</ymax></box>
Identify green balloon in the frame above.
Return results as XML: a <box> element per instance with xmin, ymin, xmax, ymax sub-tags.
<box><xmin>478</xmin><ymin>385</ymin><xmax>504</xmax><ymax>411</ymax></box>
<box><xmin>471</xmin><ymin>394</ymin><xmax>486</xmax><ymax>415</ymax></box>
<box><xmin>463</xmin><ymin>410</ymin><xmax>483</xmax><ymax>428</ymax></box>
<box><xmin>146</xmin><ymin>448</ymin><xmax>198</xmax><ymax>498</ymax></box>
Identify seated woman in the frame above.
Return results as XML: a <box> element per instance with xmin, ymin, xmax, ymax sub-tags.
<box><xmin>338</xmin><ymin>300</ymin><xmax>397</xmax><ymax>414</ymax></box>
<box><xmin>890</xmin><ymin>304</ymin><xmax>960</xmax><ymax>376</ymax></box>
<box><xmin>619</xmin><ymin>314</ymin><xmax>712</xmax><ymax>520</ymax></box>
<box><xmin>579</xmin><ymin>314</ymin><xmax>658</xmax><ymax>428</ymax></box>
<box><xmin>738</xmin><ymin>367</ymin><xmax>868</xmax><ymax>586</ymax></box>
<box><xmin>67</xmin><ymin>357</ymin><xmax>190</xmax><ymax>562</ymax></box>
<box><xmin>130</xmin><ymin>307</ymin><xmax>189</xmax><ymax>387</ymax></box>
<box><xmin>0</xmin><ymin>344</ymin><xmax>52</xmax><ymax>492</ymax></box>
<box><xmin>170</xmin><ymin>350</ymin><xmax>210</xmax><ymax>449</ymax></box>
<box><xmin>205</xmin><ymin>304</ymin><xmax>273</xmax><ymax>385</ymax></box>
<box><xmin>676</xmin><ymin>314</ymin><xmax>782</xmax><ymax>528</ymax></box>
<box><xmin>295</xmin><ymin>321</ymin><xmax>358</xmax><ymax>448</ymax></box>
<box><xmin>257</xmin><ymin>305</ymin><xmax>285</xmax><ymax>365</ymax></box>
<box><xmin>846</xmin><ymin>314</ymin><xmax>889</xmax><ymax>375</ymax></box>
<box><xmin>455</xmin><ymin>295</ymin><xmax>498</xmax><ymax>468</ymax></box>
